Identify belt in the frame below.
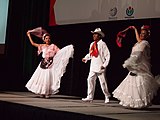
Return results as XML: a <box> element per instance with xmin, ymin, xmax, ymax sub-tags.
<box><xmin>129</xmin><ymin>72</ymin><xmax>137</xmax><ymax>76</ymax></box>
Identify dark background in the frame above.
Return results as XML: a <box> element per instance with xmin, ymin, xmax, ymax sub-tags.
<box><xmin>0</xmin><ymin>0</ymin><xmax>160</xmax><ymax>100</ymax></box>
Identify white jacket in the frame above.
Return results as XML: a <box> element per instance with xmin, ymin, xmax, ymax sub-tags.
<box><xmin>84</xmin><ymin>39</ymin><xmax>110</xmax><ymax>73</ymax></box>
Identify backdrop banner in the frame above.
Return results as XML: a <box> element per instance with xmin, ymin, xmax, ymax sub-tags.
<box><xmin>49</xmin><ymin>0</ymin><xmax>160</xmax><ymax>26</ymax></box>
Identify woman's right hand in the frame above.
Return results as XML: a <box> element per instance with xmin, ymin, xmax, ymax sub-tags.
<box><xmin>26</xmin><ymin>31</ymin><xmax>30</xmax><ymax>37</ymax></box>
<box><xmin>129</xmin><ymin>26</ymin><xmax>136</xmax><ymax>30</ymax></box>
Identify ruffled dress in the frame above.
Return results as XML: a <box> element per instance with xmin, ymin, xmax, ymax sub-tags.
<box><xmin>113</xmin><ymin>40</ymin><xmax>159</xmax><ymax>109</ymax></box>
<box><xmin>25</xmin><ymin>44</ymin><xmax>74</xmax><ymax>96</ymax></box>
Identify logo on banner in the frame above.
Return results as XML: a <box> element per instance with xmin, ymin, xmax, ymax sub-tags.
<box><xmin>125</xmin><ymin>6</ymin><xmax>134</xmax><ymax>19</ymax></box>
<box><xmin>108</xmin><ymin>7</ymin><xmax>117</xmax><ymax>20</ymax></box>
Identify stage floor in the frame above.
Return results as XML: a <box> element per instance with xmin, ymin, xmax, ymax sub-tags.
<box><xmin>0</xmin><ymin>91</ymin><xmax>160</xmax><ymax>120</ymax></box>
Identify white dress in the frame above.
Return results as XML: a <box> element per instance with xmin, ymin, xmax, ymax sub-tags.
<box><xmin>113</xmin><ymin>40</ymin><xmax>159</xmax><ymax>109</ymax></box>
<box><xmin>25</xmin><ymin>44</ymin><xmax>74</xmax><ymax>95</ymax></box>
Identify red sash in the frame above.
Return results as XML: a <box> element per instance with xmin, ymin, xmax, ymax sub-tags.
<box><xmin>90</xmin><ymin>41</ymin><xmax>98</xmax><ymax>57</ymax></box>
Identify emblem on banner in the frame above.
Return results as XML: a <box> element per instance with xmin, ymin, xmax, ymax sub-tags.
<box><xmin>126</xmin><ymin>6</ymin><xmax>134</xmax><ymax>16</ymax></box>
<box><xmin>125</xmin><ymin>6</ymin><xmax>134</xmax><ymax>19</ymax></box>
<box><xmin>110</xmin><ymin>7</ymin><xmax>117</xmax><ymax>17</ymax></box>
<box><xmin>109</xmin><ymin>7</ymin><xmax>117</xmax><ymax>20</ymax></box>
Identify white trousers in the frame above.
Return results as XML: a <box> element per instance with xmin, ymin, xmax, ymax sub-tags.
<box><xmin>86</xmin><ymin>71</ymin><xmax>110</xmax><ymax>99</ymax></box>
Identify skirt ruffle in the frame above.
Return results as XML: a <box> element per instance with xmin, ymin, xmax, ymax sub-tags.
<box><xmin>113</xmin><ymin>72</ymin><xmax>159</xmax><ymax>109</ymax></box>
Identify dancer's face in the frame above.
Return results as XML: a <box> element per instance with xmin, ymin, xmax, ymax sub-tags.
<box><xmin>140</xmin><ymin>29</ymin><xmax>149</xmax><ymax>40</ymax></box>
<box><xmin>44</xmin><ymin>35</ymin><xmax>51</xmax><ymax>45</ymax></box>
<box><xmin>93</xmin><ymin>33</ymin><xmax>101</xmax><ymax>41</ymax></box>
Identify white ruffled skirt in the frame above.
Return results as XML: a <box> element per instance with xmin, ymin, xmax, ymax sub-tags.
<box><xmin>113</xmin><ymin>72</ymin><xmax>159</xmax><ymax>109</ymax></box>
<box><xmin>25</xmin><ymin>45</ymin><xmax>74</xmax><ymax>95</ymax></box>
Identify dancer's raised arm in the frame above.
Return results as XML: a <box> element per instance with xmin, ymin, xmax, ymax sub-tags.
<box><xmin>130</xmin><ymin>26</ymin><xmax>141</xmax><ymax>42</ymax></box>
<box><xmin>26</xmin><ymin>31</ymin><xmax>39</xmax><ymax>47</ymax></box>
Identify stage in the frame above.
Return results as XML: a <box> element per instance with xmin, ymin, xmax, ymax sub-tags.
<box><xmin>0</xmin><ymin>91</ymin><xmax>160</xmax><ymax>120</ymax></box>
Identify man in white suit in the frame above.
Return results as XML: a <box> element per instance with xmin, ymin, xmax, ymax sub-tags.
<box><xmin>82</xmin><ymin>28</ymin><xmax>110</xmax><ymax>103</ymax></box>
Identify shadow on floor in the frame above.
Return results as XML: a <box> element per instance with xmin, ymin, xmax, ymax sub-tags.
<box><xmin>0</xmin><ymin>101</ymin><xmax>117</xmax><ymax>120</ymax></box>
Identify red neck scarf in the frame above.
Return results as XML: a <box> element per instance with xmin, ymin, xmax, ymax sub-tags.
<box><xmin>90</xmin><ymin>41</ymin><xmax>98</xmax><ymax>57</ymax></box>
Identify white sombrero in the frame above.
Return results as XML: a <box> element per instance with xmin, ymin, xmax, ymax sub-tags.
<box><xmin>91</xmin><ymin>28</ymin><xmax>105</xmax><ymax>38</ymax></box>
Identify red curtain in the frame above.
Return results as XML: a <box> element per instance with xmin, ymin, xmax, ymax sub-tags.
<box><xmin>49</xmin><ymin>0</ymin><xmax>56</xmax><ymax>26</ymax></box>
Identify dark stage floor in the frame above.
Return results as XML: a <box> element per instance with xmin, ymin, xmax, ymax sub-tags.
<box><xmin>0</xmin><ymin>91</ymin><xmax>160</xmax><ymax>120</ymax></box>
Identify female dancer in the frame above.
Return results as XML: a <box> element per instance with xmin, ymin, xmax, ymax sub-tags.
<box><xmin>25</xmin><ymin>28</ymin><xmax>74</xmax><ymax>98</ymax></box>
<box><xmin>113</xmin><ymin>25</ymin><xmax>159</xmax><ymax>109</ymax></box>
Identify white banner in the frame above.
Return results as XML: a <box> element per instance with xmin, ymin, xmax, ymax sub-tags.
<box><xmin>51</xmin><ymin>0</ymin><xmax>160</xmax><ymax>25</ymax></box>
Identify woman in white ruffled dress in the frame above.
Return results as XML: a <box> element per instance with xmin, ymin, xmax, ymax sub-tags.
<box><xmin>113</xmin><ymin>25</ymin><xmax>159</xmax><ymax>109</ymax></box>
<box><xmin>25</xmin><ymin>28</ymin><xmax>74</xmax><ymax>98</ymax></box>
